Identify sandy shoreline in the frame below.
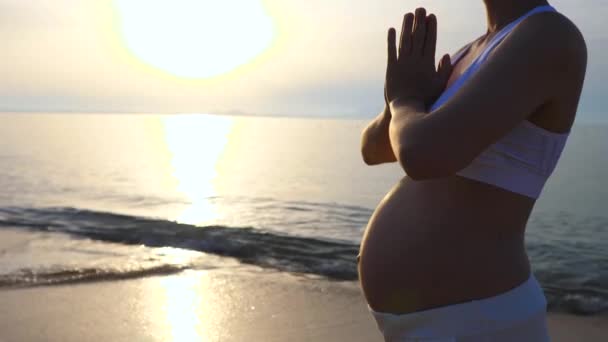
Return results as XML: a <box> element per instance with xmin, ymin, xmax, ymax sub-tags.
<box><xmin>0</xmin><ymin>267</ymin><xmax>606</xmax><ymax>342</ymax></box>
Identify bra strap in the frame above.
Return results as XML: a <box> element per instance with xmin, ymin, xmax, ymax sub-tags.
<box><xmin>476</xmin><ymin>5</ymin><xmax>557</xmax><ymax>64</ymax></box>
<box><xmin>430</xmin><ymin>5</ymin><xmax>558</xmax><ymax>112</ymax></box>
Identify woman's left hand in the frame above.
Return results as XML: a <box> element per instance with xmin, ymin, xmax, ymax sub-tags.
<box><xmin>385</xmin><ymin>8</ymin><xmax>453</xmax><ymax>108</ymax></box>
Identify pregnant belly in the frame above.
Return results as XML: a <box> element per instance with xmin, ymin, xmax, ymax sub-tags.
<box><xmin>357</xmin><ymin>175</ymin><xmax>532</xmax><ymax>314</ymax></box>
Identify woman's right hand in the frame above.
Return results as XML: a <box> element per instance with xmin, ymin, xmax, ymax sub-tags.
<box><xmin>385</xmin><ymin>9</ymin><xmax>452</xmax><ymax>108</ymax></box>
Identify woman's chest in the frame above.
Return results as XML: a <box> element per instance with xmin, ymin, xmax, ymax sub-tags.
<box><xmin>445</xmin><ymin>43</ymin><xmax>489</xmax><ymax>89</ymax></box>
<box><xmin>446</xmin><ymin>55</ymin><xmax>475</xmax><ymax>89</ymax></box>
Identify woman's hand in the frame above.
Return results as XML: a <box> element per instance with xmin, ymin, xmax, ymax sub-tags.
<box><xmin>385</xmin><ymin>8</ymin><xmax>453</xmax><ymax>108</ymax></box>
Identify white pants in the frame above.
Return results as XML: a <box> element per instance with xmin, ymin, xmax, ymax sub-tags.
<box><xmin>369</xmin><ymin>274</ymin><xmax>551</xmax><ymax>341</ymax></box>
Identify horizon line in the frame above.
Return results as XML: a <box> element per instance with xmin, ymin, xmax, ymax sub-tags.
<box><xmin>0</xmin><ymin>110</ymin><xmax>606</xmax><ymax>125</ymax></box>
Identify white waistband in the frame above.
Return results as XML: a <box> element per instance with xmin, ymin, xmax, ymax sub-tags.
<box><xmin>369</xmin><ymin>274</ymin><xmax>548</xmax><ymax>339</ymax></box>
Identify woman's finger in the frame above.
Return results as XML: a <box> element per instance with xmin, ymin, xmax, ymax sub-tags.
<box><xmin>399</xmin><ymin>13</ymin><xmax>415</xmax><ymax>57</ymax></box>
<box><xmin>424</xmin><ymin>14</ymin><xmax>437</xmax><ymax>61</ymax></box>
<box><xmin>388</xmin><ymin>27</ymin><xmax>397</xmax><ymax>64</ymax></box>
<box><xmin>412</xmin><ymin>7</ymin><xmax>427</xmax><ymax>55</ymax></box>
<box><xmin>438</xmin><ymin>54</ymin><xmax>453</xmax><ymax>85</ymax></box>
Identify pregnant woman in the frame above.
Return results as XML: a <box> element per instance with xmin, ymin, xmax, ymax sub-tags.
<box><xmin>358</xmin><ymin>1</ymin><xmax>587</xmax><ymax>341</ymax></box>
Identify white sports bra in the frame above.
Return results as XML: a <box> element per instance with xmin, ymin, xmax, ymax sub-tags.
<box><xmin>429</xmin><ymin>4</ymin><xmax>570</xmax><ymax>199</ymax></box>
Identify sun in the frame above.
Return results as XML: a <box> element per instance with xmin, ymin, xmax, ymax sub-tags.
<box><xmin>113</xmin><ymin>0</ymin><xmax>276</xmax><ymax>79</ymax></box>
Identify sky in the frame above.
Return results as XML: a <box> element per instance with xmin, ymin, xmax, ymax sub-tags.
<box><xmin>0</xmin><ymin>0</ymin><xmax>606</xmax><ymax>121</ymax></box>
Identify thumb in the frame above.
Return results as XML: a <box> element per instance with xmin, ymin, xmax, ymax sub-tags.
<box><xmin>437</xmin><ymin>54</ymin><xmax>453</xmax><ymax>87</ymax></box>
<box><xmin>384</xmin><ymin>86</ymin><xmax>389</xmax><ymax>105</ymax></box>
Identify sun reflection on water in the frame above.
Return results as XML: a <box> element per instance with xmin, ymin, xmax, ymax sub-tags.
<box><xmin>162</xmin><ymin>114</ymin><xmax>234</xmax><ymax>225</ymax></box>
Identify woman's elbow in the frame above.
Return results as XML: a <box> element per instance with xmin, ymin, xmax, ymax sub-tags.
<box><xmin>360</xmin><ymin>135</ymin><xmax>385</xmax><ymax>165</ymax></box>
<box><xmin>398</xmin><ymin>151</ymin><xmax>426</xmax><ymax>180</ymax></box>
<box><xmin>361</xmin><ymin>147</ymin><xmax>380</xmax><ymax>165</ymax></box>
<box><xmin>397</xmin><ymin>145</ymin><xmax>455</xmax><ymax>180</ymax></box>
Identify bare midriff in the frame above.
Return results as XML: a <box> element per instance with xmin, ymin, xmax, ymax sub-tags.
<box><xmin>357</xmin><ymin>174</ymin><xmax>534</xmax><ymax>315</ymax></box>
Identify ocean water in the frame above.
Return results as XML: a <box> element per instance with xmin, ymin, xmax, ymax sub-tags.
<box><xmin>0</xmin><ymin>113</ymin><xmax>606</xmax><ymax>315</ymax></box>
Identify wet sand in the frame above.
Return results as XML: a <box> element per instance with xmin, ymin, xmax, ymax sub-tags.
<box><xmin>0</xmin><ymin>267</ymin><xmax>605</xmax><ymax>342</ymax></box>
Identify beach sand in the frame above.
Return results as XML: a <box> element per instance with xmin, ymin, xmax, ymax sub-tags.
<box><xmin>0</xmin><ymin>266</ymin><xmax>605</xmax><ymax>342</ymax></box>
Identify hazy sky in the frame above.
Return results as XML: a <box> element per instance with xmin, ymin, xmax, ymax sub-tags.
<box><xmin>1</xmin><ymin>0</ymin><xmax>606</xmax><ymax>121</ymax></box>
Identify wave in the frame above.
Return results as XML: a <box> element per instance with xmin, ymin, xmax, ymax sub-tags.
<box><xmin>0</xmin><ymin>206</ymin><xmax>607</xmax><ymax>315</ymax></box>
<box><xmin>0</xmin><ymin>206</ymin><xmax>360</xmax><ymax>280</ymax></box>
<box><xmin>0</xmin><ymin>265</ymin><xmax>186</xmax><ymax>288</ymax></box>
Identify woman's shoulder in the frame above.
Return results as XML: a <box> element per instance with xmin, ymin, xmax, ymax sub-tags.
<box><xmin>507</xmin><ymin>10</ymin><xmax>587</xmax><ymax>129</ymax></box>
<box><xmin>514</xmin><ymin>10</ymin><xmax>587</xmax><ymax>71</ymax></box>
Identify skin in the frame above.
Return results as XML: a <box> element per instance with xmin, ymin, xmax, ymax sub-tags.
<box><xmin>358</xmin><ymin>0</ymin><xmax>587</xmax><ymax>314</ymax></box>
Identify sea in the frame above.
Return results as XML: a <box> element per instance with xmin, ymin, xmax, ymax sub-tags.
<box><xmin>0</xmin><ymin>113</ymin><xmax>606</xmax><ymax>315</ymax></box>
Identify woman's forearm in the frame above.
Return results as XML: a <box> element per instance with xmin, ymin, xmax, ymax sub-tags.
<box><xmin>360</xmin><ymin>105</ymin><xmax>397</xmax><ymax>165</ymax></box>
<box><xmin>388</xmin><ymin>98</ymin><xmax>428</xmax><ymax>177</ymax></box>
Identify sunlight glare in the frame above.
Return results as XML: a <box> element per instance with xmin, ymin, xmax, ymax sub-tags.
<box><xmin>163</xmin><ymin>115</ymin><xmax>233</xmax><ymax>225</ymax></box>
<box><xmin>113</xmin><ymin>0</ymin><xmax>276</xmax><ymax>78</ymax></box>
<box><xmin>160</xmin><ymin>274</ymin><xmax>205</xmax><ymax>341</ymax></box>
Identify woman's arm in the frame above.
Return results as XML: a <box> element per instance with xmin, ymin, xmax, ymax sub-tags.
<box><xmin>360</xmin><ymin>104</ymin><xmax>397</xmax><ymax>165</ymax></box>
<box><xmin>385</xmin><ymin>8</ymin><xmax>586</xmax><ymax>180</ymax></box>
